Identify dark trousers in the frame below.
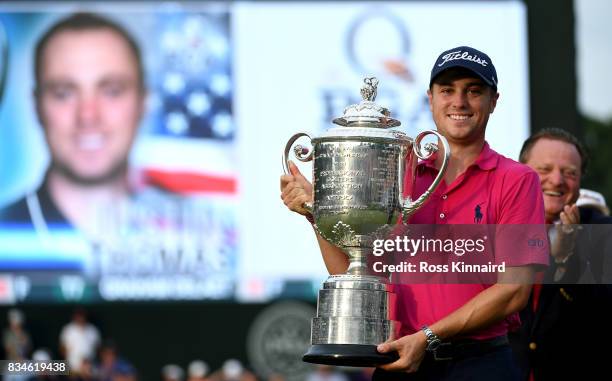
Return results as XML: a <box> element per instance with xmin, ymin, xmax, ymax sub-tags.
<box><xmin>372</xmin><ymin>345</ymin><xmax>519</xmax><ymax>381</ymax></box>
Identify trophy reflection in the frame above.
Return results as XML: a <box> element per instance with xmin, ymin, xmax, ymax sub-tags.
<box><xmin>283</xmin><ymin>77</ymin><xmax>449</xmax><ymax>366</ymax></box>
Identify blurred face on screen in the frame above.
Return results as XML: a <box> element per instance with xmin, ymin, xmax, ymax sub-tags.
<box><xmin>524</xmin><ymin>138</ymin><xmax>581</xmax><ymax>222</ymax></box>
<box><xmin>37</xmin><ymin>28</ymin><xmax>143</xmax><ymax>184</ymax></box>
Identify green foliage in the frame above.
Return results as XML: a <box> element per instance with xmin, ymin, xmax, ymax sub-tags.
<box><xmin>581</xmin><ymin>115</ymin><xmax>612</xmax><ymax>204</ymax></box>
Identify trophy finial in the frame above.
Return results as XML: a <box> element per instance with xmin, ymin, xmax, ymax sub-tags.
<box><xmin>333</xmin><ymin>77</ymin><xmax>399</xmax><ymax>128</ymax></box>
<box><xmin>360</xmin><ymin>77</ymin><xmax>378</xmax><ymax>102</ymax></box>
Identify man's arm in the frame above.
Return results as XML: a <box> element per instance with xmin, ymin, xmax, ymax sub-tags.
<box><xmin>280</xmin><ymin>161</ymin><xmax>349</xmax><ymax>275</ymax></box>
<box><xmin>313</xmin><ymin>227</ymin><xmax>349</xmax><ymax>275</ymax></box>
<box><xmin>377</xmin><ymin>265</ymin><xmax>534</xmax><ymax>372</ymax></box>
<box><xmin>59</xmin><ymin>327</ymin><xmax>68</xmax><ymax>359</ymax></box>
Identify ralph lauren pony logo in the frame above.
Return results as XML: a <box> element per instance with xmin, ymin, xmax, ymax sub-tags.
<box><xmin>474</xmin><ymin>204</ymin><xmax>483</xmax><ymax>223</ymax></box>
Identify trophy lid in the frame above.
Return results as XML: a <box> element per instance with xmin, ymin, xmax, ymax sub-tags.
<box><xmin>332</xmin><ymin>77</ymin><xmax>401</xmax><ymax>128</ymax></box>
<box><xmin>315</xmin><ymin>77</ymin><xmax>407</xmax><ymax>142</ymax></box>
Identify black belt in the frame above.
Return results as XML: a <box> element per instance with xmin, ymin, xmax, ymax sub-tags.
<box><xmin>429</xmin><ymin>335</ymin><xmax>509</xmax><ymax>361</ymax></box>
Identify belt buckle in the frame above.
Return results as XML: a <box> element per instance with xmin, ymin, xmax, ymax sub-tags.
<box><xmin>433</xmin><ymin>342</ymin><xmax>453</xmax><ymax>361</ymax></box>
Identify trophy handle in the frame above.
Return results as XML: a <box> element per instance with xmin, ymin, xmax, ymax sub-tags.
<box><xmin>283</xmin><ymin>132</ymin><xmax>314</xmax><ymax>212</ymax></box>
<box><xmin>401</xmin><ymin>130</ymin><xmax>450</xmax><ymax>222</ymax></box>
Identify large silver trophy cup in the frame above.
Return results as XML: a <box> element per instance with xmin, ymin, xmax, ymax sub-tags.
<box><xmin>283</xmin><ymin>78</ymin><xmax>449</xmax><ymax>366</ymax></box>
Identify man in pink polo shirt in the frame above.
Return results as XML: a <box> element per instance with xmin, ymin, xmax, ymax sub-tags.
<box><xmin>281</xmin><ymin>46</ymin><xmax>548</xmax><ymax>380</ymax></box>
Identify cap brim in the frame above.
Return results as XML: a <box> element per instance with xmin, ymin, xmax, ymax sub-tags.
<box><xmin>430</xmin><ymin>62</ymin><xmax>497</xmax><ymax>90</ymax></box>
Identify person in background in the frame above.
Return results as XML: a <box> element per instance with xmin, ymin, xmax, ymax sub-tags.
<box><xmin>577</xmin><ymin>188</ymin><xmax>612</xmax><ymax>283</ymax></box>
<box><xmin>73</xmin><ymin>357</ymin><xmax>97</xmax><ymax>381</ymax></box>
<box><xmin>513</xmin><ymin>127</ymin><xmax>612</xmax><ymax>380</ymax></box>
<box><xmin>97</xmin><ymin>340</ymin><xmax>137</xmax><ymax>381</ymax></box>
<box><xmin>162</xmin><ymin>364</ymin><xmax>185</xmax><ymax>381</ymax></box>
<box><xmin>3</xmin><ymin>309</ymin><xmax>31</xmax><ymax>361</ymax></box>
<box><xmin>187</xmin><ymin>360</ymin><xmax>210</xmax><ymax>381</ymax></box>
<box><xmin>208</xmin><ymin>359</ymin><xmax>257</xmax><ymax>381</ymax></box>
<box><xmin>3</xmin><ymin>309</ymin><xmax>32</xmax><ymax>381</ymax></box>
<box><xmin>30</xmin><ymin>348</ymin><xmax>61</xmax><ymax>381</ymax></box>
<box><xmin>59</xmin><ymin>308</ymin><xmax>100</xmax><ymax>376</ymax></box>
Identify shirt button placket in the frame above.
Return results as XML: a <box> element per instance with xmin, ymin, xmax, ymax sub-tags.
<box><xmin>439</xmin><ymin>194</ymin><xmax>448</xmax><ymax>220</ymax></box>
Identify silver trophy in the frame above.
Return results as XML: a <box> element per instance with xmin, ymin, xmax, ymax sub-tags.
<box><xmin>283</xmin><ymin>77</ymin><xmax>449</xmax><ymax>366</ymax></box>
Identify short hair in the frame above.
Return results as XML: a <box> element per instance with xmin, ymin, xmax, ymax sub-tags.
<box><xmin>34</xmin><ymin>12</ymin><xmax>145</xmax><ymax>93</ymax></box>
<box><xmin>519</xmin><ymin>127</ymin><xmax>588</xmax><ymax>175</ymax></box>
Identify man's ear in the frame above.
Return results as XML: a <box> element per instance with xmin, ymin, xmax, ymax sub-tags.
<box><xmin>489</xmin><ymin>91</ymin><xmax>499</xmax><ymax>114</ymax></box>
<box><xmin>427</xmin><ymin>89</ymin><xmax>433</xmax><ymax>112</ymax></box>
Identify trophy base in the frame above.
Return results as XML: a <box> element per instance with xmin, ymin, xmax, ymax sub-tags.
<box><xmin>303</xmin><ymin>344</ymin><xmax>398</xmax><ymax>367</ymax></box>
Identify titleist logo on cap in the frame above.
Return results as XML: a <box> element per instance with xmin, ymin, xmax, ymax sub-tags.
<box><xmin>438</xmin><ymin>50</ymin><xmax>488</xmax><ymax>67</ymax></box>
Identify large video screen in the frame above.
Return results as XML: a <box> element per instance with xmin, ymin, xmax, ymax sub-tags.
<box><xmin>0</xmin><ymin>1</ymin><xmax>529</xmax><ymax>303</ymax></box>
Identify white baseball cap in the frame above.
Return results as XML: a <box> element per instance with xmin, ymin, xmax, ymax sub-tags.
<box><xmin>576</xmin><ymin>188</ymin><xmax>610</xmax><ymax>216</ymax></box>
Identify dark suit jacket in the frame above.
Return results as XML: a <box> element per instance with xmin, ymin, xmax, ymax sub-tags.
<box><xmin>509</xmin><ymin>208</ymin><xmax>612</xmax><ymax>381</ymax></box>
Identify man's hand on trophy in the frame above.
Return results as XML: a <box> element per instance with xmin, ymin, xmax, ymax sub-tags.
<box><xmin>280</xmin><ymin>160</ymin><xmax>313</xmax><ymax>216</ymax></box>
<box><xmin>376</xmin><ymin>332</ymin><xmax>427</xmax><ymax>373</ymax></box>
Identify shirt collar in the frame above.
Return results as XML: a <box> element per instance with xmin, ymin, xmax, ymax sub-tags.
<box><xmin>417</xmin><ymin>141</ymin><xmax>498</xmax><ymax>171</ymax></box>
<box><xmin>472</xmin><ymin>141</ymin><xmax>498</xmax><ymax>171</ymax></box>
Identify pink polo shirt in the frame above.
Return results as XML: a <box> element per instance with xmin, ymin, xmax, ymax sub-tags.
<box><xmin>393</xmin><ymin>141</ymin><xmax>548</xmax><ymax>340</ymax></box>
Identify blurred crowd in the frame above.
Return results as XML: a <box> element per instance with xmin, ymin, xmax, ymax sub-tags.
<box><xmin>2</xmin><ymin>308</ymin><xmax>373</xmax><ymax>381</ymax></box>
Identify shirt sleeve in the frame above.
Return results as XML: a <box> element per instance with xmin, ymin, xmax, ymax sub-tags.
<box><xmin>495</xmin><ymin>169</ymin><xmax>549</xmax><ymax>267</ymax></box>
<box><xmin>498</xmin><ymin>169</ymin><xmax>545</xmax><ymax>224</ymax></box>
